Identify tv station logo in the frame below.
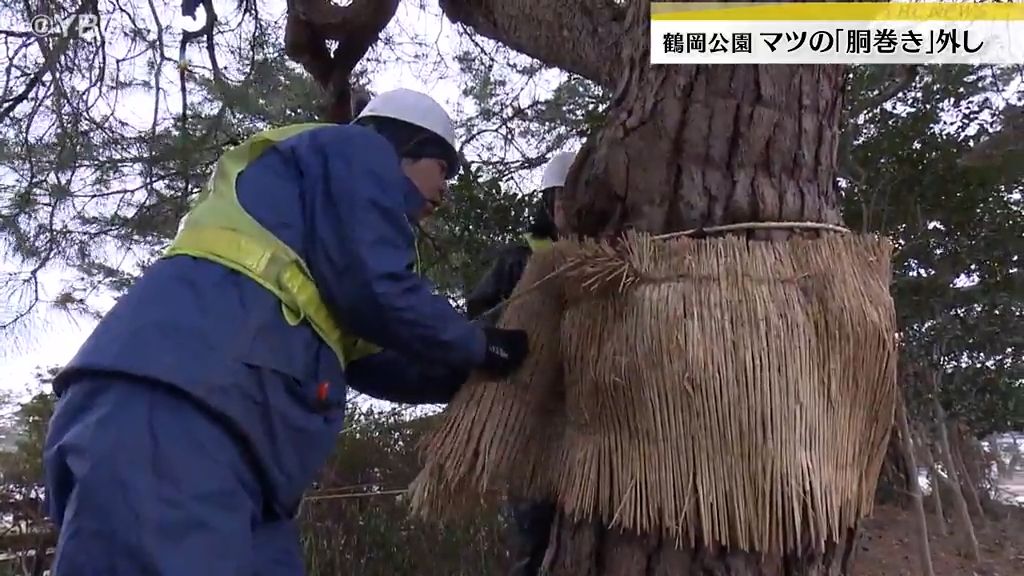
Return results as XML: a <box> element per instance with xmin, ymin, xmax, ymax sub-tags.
<box><xmin>30</xmin><ymin>13</ymin><xmax>100</xmax><ymax>40</ymax></box>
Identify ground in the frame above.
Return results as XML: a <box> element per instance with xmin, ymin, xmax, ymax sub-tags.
<box><xmin>852</xmin><ymin>501</ymin><xmax>1024</xmax><ymax>576</ymax></box>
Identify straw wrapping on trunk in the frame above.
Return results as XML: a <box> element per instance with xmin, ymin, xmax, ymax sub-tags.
<box><xmin>409</xmin><ymin>232</ymin><xmax>897</xmax><ymax>555</ymax></box>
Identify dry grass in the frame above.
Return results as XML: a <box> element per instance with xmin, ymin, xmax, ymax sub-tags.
<box><xmin>409</xmin><ymin>232</ymin><xmax>898</xmax><ymax>555</ymax></box>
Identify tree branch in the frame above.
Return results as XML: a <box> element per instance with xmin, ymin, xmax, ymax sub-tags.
<box><xmin>285</xmin><ymin>0</ymin><xmax>400</xmax><ymax>123</ymax></box>
<box><xmin>438</xmin><ymin>0</ymin><xmax>623</xmax><ymax>89</ymax></box>
<box><xmin>958</xmin><ymin>103</ymin><xmax>1024</xmax><ymax>170</ymax></box>
<box><xmin>0</xmin><ymin>4</ymin><xmax>85</xmax><ymax>124</ymax></box>
<box><xmin>178</xmin><ymin>0</ymin><xmax>219</xmax><ymax>124</ymax></box>
<box><xmin>851</xmin><ymin>65</ymin><xmax>919</xmax><ymax>118</ymax></box>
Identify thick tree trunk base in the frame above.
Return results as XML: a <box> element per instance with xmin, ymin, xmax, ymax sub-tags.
<box><xmin>412</xmin><ymin>2</ymin><xmax>881</xmax><ymax>573</ymax></box>
<box><xmin>541</xmin><ymin>515</ymin><xmax>859</xmax><ymax>576</ymax></box>
<box><xmin>547</xmin><ymin>7</ymin><xmax>861</xmax><ymax>570</ymax></box>
<box><xmin>932</xmin><ymin>391</ymin><xmax>980</xmax><ymax>561</ymax></box>
<box><xmin>896</xmin><ymin>399</ymin><xmax>935</xmax><ymax>576</ymax></box>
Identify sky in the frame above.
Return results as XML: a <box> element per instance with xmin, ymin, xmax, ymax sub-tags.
<box><xmin>1</xmin><ymin>0</ymin><xmax>563</xmax><ymax>400</ymax></box>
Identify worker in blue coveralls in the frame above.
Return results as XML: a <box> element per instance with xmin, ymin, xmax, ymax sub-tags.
<box><xmin>42</xmin><ymin>88</ymin><xmax>531</xmax><ymax>576</ymax></box>
<box><xmin>465</xmin><ymin>151</ymin><xmax>576</xmax><ymax>576</ymax></box>
<box><xmin>466</xmin><ymin>151</ymin><xmax>575</xmax><ymax>320</ymax></box>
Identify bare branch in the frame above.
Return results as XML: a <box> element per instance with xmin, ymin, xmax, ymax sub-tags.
<box><xmin>851</xmin><ymin>65</ymin><xmax>919</xmax><ymax>118</ymax></box>
<box><xmin>958</xmin><ymin>103</ymin><xmax>1024</xmax><ymax>171</ymax></box>
<box><xmin>145</xmin><ymin>0</ymin><xmax>165</xmax><ymax>193</ymax></box>
<box><xmin>285</xmin><ymin>0</ymin><xmax>400</xmax><ymax>123</ymax></box>
<box><xmin>439</xmin><ymin>0</ymin><xmax>623</xmax><ymax>89</ymax></box>
<box><xmin>0</xmin><ymin>29</ymin><xmax>37</xmax><ymax>39</ymax></box>
<box><xmin>178</xmin><ymin>0</ymin><xmax>219</xmax><ymax>124</ymax></box>
<box><xmin>0</xmin><ymin>30</ymin><xmax>74</xmax><ymax>123</ymax></box>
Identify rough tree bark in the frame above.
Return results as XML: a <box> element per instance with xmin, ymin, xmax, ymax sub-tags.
<box><xmin>450</xmin><ymin>0</ymin><xmax>850</xmax><ymax>573</ymax></box>
<box><xmin>452</xmin><ymin>0</ymin><xmax>851</xmax><ymax>569</ymax></box>
<box><xmin>562</xmin><ymin>38</ymin><xmax>845</xmax><ymax>240</ymax></box>
<box><xmin>498</xmin><ymin>1</ymin><xmax>849</xmax><ymax>573</ymax></box>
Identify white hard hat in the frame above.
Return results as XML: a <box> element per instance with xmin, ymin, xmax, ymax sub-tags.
<box><xmin>540</xmin><ymin>151</ymin><xmax>577</xmax><ymax>190</ymax></box>
<box><xmin>355</xmin><ymin>88</ymin><xmax>457</xmax><ymax>157</ymax></box>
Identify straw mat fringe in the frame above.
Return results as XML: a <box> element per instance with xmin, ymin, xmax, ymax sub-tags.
<box><xmin>409</xmin><ymin>232</ymin><xmax>898</xmax><ymax>554</ymax></box>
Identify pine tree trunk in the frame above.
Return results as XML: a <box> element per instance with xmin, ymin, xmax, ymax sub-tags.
<box><xmin>916</xmin><ymin>433</ymin><xmax>947</xmax><ymax>536</ymax></box>
<box><xmin>547</xmin><ymin>1</ymin><xmax>852</xmax><ymax>573</ymax></box>
<box><xmin>930</xmin><ymin>381</ymin><xmax>979</xmax><ymax>561</ymax></box>
<box><xmin>541</xmin><ymin>516</ymin><xmax>860</xmax><ymax>575</ymax></box>
<box><xmin>948</xmin><ymin>422</ymin><xmax>986</xmax><ymax>526</ymax></box>
<box><xmin>896</xmin><ymin>400</ymin><xmax>935</xmax><ymax>576</ymax></box>
<box><xmin>560</xmin><ymin>1</ymin><xmax>844</xmax><ymax>238</ymax></box>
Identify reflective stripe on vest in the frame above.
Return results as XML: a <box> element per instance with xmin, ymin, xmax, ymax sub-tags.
<box><xmin>163</xmin><ymin>123</ymin><xmax>398</xmax><ymax>367</ymax></box>
<box><xmin>523</xmin><ymin>234</ymin><xmax>554</xmax><ymax>253</ymax></box>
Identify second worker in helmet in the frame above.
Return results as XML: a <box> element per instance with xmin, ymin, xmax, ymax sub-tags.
<box><xmin>465</xmin><ymin>150</ymin><xmax>577</xmax><ymax>576</ymax></box>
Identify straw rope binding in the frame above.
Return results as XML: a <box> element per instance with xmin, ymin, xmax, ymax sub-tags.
<box><xmin>476</xmin><ymin>221</ymin><xmax>852</xmax><ymax>321</ymax></box>
<box><xmin>409</xmin><ymin>230</ymin><xmax>897</xmax><ymax>555</ymax></box>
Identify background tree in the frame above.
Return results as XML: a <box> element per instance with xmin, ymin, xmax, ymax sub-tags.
<box><xmin>0</xmin><ymin>369</ymin><xmax>57</xmax><ymax>576</ymax></box>
<box><xmin>843</xmin><ymin>63</ymin><xmax>1023</xmax><ymax>567</ymax></box>
<box><xmin>0</xmin><ymin>1</ymin><xmax>597</xmax><ymax>341</ymax></box>
<box><xmin>298</xmin><ymin>406</ymin><xmax>511</xmax><ymax>575</ymax></box>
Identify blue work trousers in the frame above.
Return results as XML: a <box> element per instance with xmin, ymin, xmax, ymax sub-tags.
<box><xmin>43</xmin><ymin>376</ymin><xmax>305</xmax><ymax>576</ymax></box>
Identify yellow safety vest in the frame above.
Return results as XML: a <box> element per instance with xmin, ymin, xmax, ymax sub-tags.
<box><xmin>523</xmin><ymin>233</ymin><xmax>554</xmax><ymax>253</ymax></box>
<box><xmin>163</xmin><ymin>123</ymin><xmax>416</xmax><ymax>367</ymax></box>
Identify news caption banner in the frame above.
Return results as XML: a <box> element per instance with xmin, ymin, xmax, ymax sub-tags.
<box><xmin>651</xmin><ymin>2</ymin><xmax>1024</xmax><ymax>64</ymax></box>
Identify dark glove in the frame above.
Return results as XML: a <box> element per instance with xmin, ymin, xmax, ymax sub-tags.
<box><xmin>479</xmin><ymin>327</ymin><xmax>529</xmax><ymax>378</ymax></box>
<box><xmin>498</xmin><ymin>257</ymin><xmax>527</xmax><ymax>298</ymax></box>
<box><xmin>465</xmin><ymin>246</ymin><xmax>530</xmax><ymax>321</ymax></box>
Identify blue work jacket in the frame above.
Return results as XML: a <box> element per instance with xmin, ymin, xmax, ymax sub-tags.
<box><xmin>54</xmin><ymin>124</ymin><xmax>487</xmax><ymax>516</ymax></box>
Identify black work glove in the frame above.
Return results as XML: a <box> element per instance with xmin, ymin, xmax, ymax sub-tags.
<box><xmin>498</xmin><ymin>257</ymin><xmax>528</xmax><ymax>299</ymax></box>
<box><xmin>479</xmin><ymin>327</ymin><xmax>529</xmax><ymax>378</ymax></box>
